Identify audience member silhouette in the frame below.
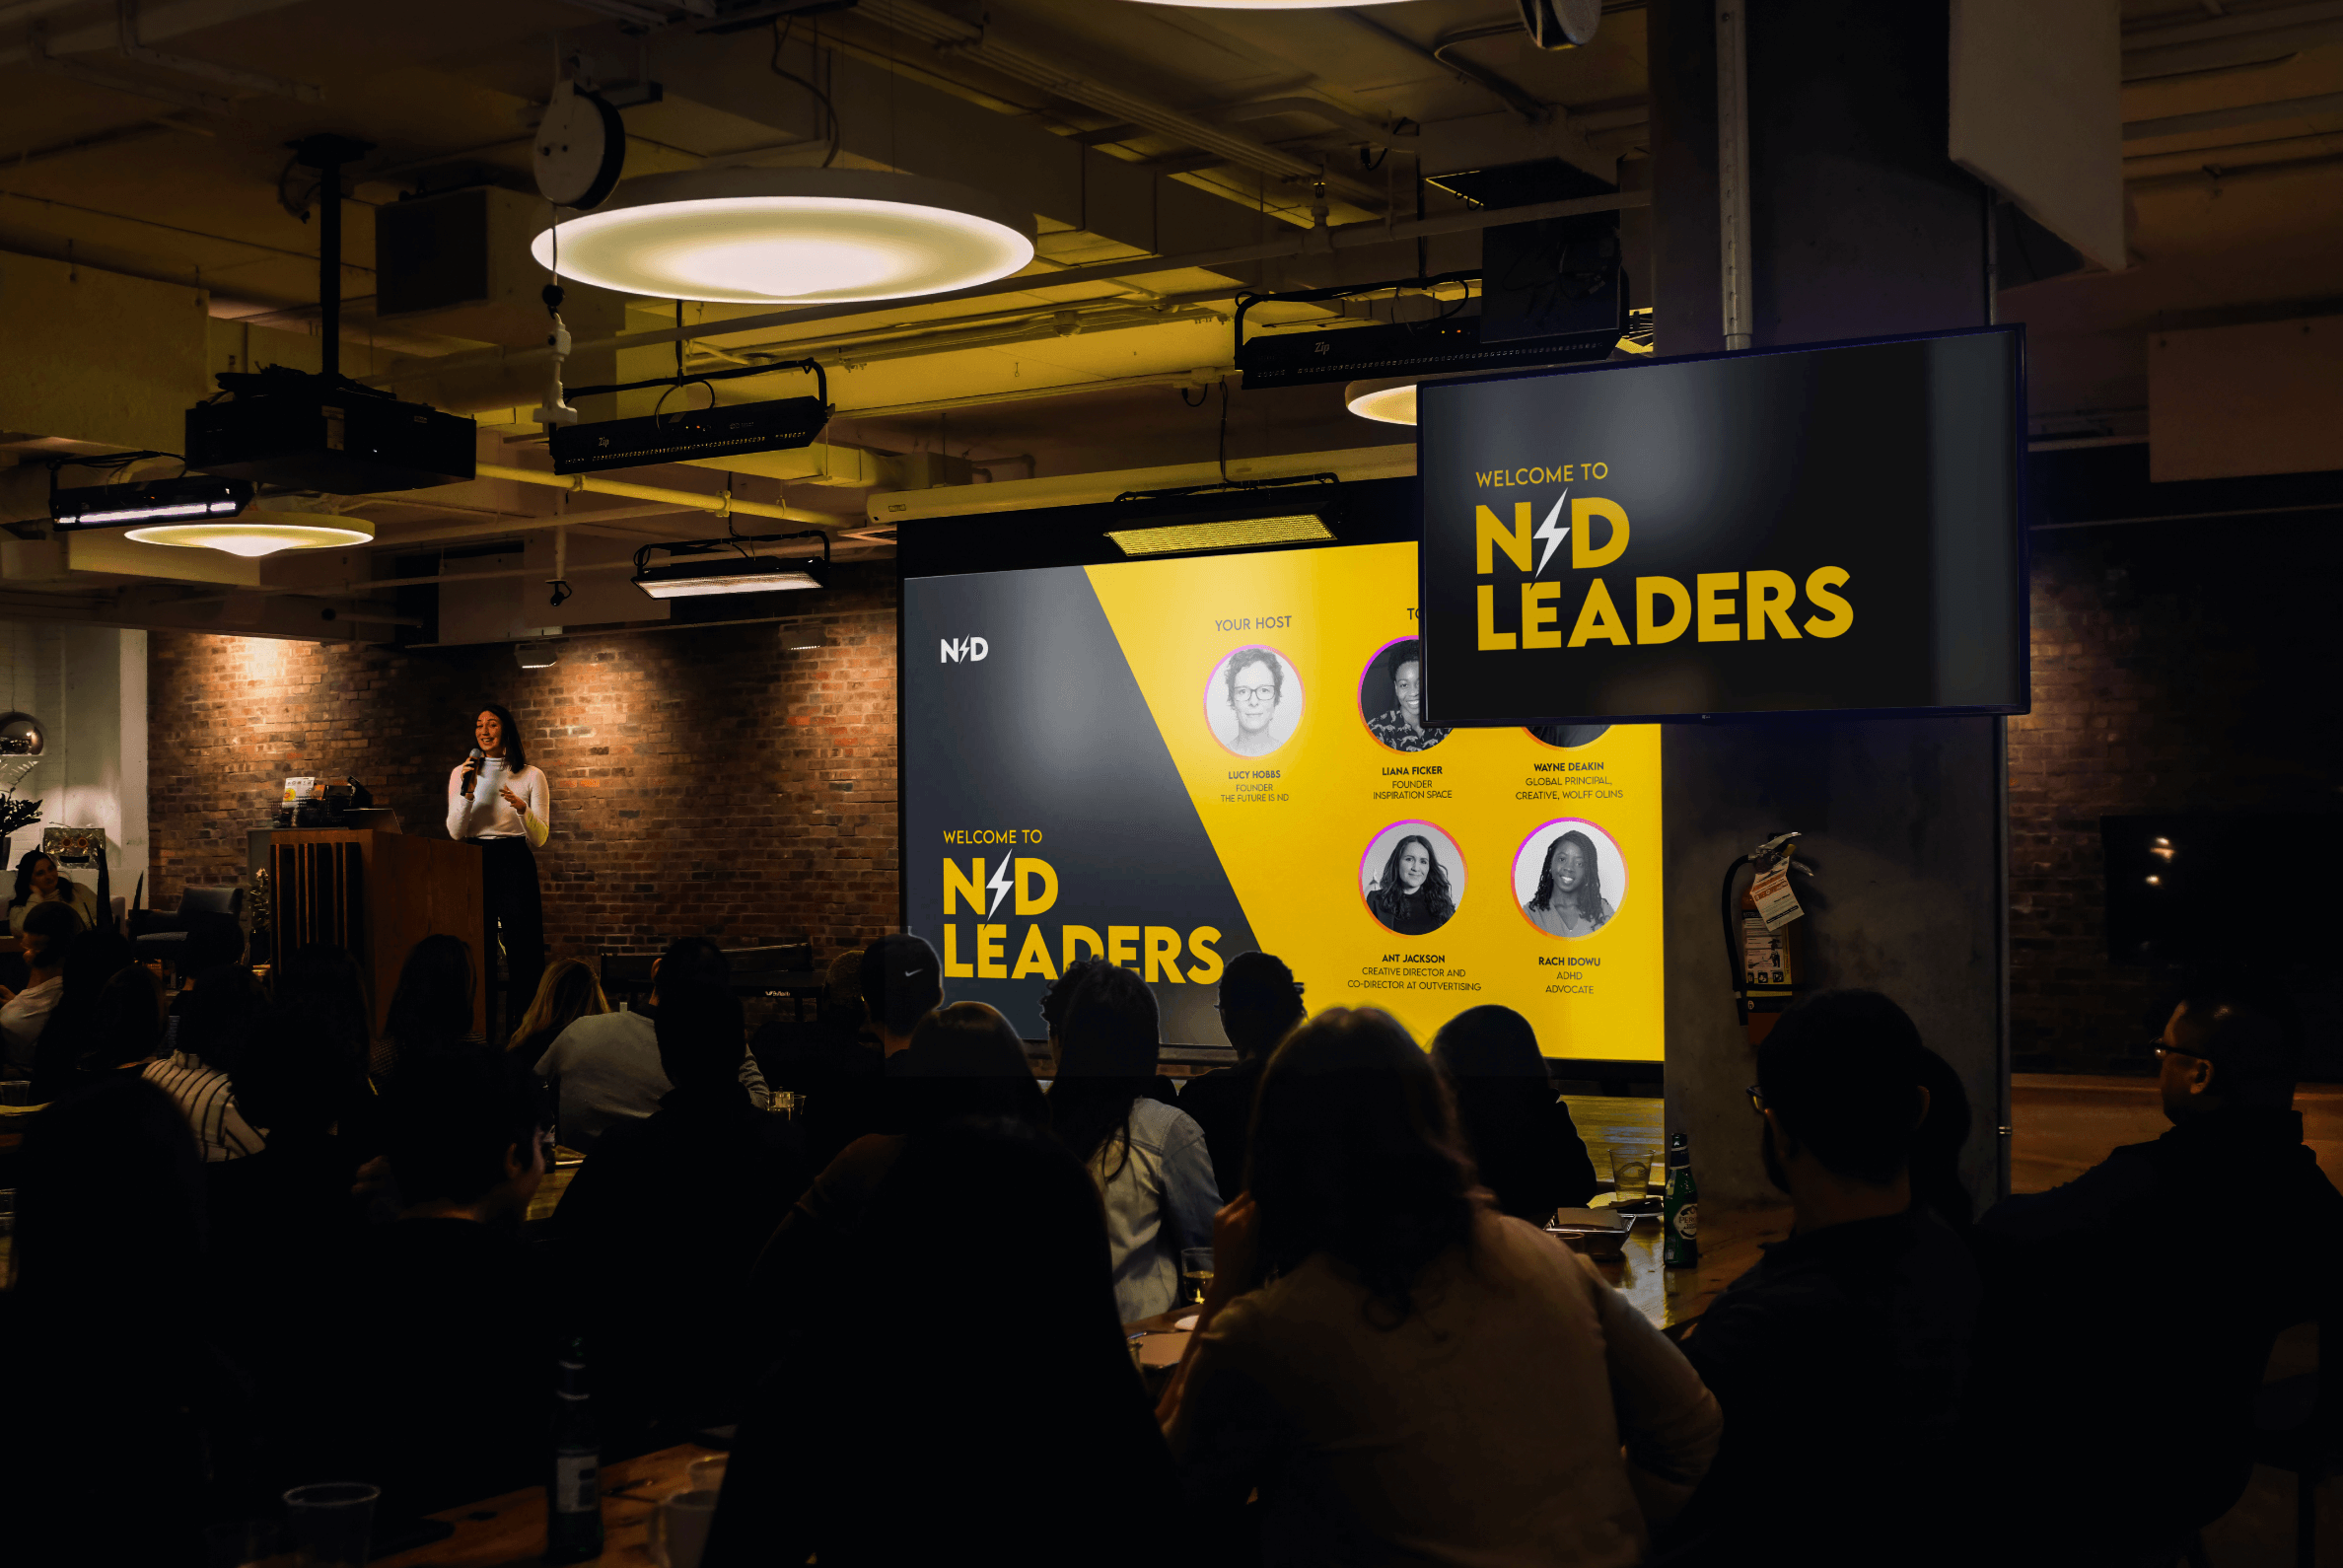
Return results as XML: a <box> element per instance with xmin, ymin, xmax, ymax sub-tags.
<box><xmin>1178</xmin><ymin>950</ymin><xmax>1306</xmax><ymax>1198</ymax></box>
<box><xmin>1050</xmin><ymin>962</ymin><xmax>1219</xmax><ymax>1319</ymax></box>
<box><xmin>534</xmin><ymin>936</ymin><xmax>769</xmax><ymax>1151</ymax></box>
<box><xmin>860</xmin><ymin>931</ymin><xmax>943</xmax><ymax>1064</ymax></box>
<box><xmin>555</xmin><ymin>981</ymin><xmax>807</xmax><ymax>1452</ymax></box>
<box><xmin>1662</xmin><ymin>989</ymin><xmax>1977</xmax><ymax>1567</ymax></box>
<box><xmin>1</xmin><ymin>898</ymin><xmax>81</xmax><ymax>1079</ymax></box>
<box><xmin>273</xmin><ymin>941</ymin><xmax>382</xmax><ymax>1150</ymax></box>
<box><xmin>753</xmin><ymin>1001</ymin><xmax>1041</xmax><ymax>1327</ymax></box>
<box><xmin>144</xmin><ymin>964</ymin><xmax>267</xmax><ymax>1162</ymax></box>
<box><xmin>1161</xmin><ymin>1006</ymin><xmax>1719</xmax><ymax>1565</ymax></box>
<box><xmin>378</xmin><ymin>932</ymin><xmax>477</xmax><ymax>1083</ymax></box>
<box><xmin>506</xmin><ymin>956</ymin><xmax>608</xmax><ymax>1064</ymax></box>
<box><xmin>707</xmin><ymin>1117</ymin><xmax>1182</xmax><ymax>1568</ymax></box>
<box><xmin>756</xmin><ymin>948</ymin><xmax>889</xmax><ymax>1169</ymax></box>
<box><xmin>32</xmin><ymin>922</ymin><xmax>133</xmax><ymax>1096</ymax></box>
<box><xmin>1429</xmin><ymin>1003</ymin><xmax>1598</xmax><ymax>1223</ymax></box>
<box><xmin>1970</xmin><ymin>989</ymin><xmax>2343</xmax><ymax>1566</ymax></box>
<box><xmin>0</xmin><ymin>1075</ymin><xmax>253</xmax><ymax>1565</ymax></box>
<box><xmin>1909</xmin><ymin>1042</ymin><xmax>1975</xmax><ymax>1233</ymax></box>
<box><xmin>333</xmin><ymin>1047</ymin><xmax>553</xmax><ymax>1519</ymax></box>
<box><xmin>91</xmin><ymin>960</ymin><xmax>170</xmax><ymax>1073</ymax></box>
<box><xmin>211</xmin><ymin>1000</ymin><xmax>372</xmax><ymax>1492</ymax></box>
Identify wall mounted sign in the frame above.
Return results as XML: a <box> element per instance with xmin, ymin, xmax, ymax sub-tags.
<box><xmin>1417</xmin><ymin>326</ymin><xmax>2028</xmax><ymax>725</ymax></box>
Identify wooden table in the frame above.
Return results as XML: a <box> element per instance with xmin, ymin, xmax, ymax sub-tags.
<box><xmin>370</xmin><ymin>1443</ymin><xmax>722</xmax><ymax>1566</ymax></box>
<box><xmin>1125</xmin><ymin>1202</ymin><xmax>1791</xmax><ymax>1367</ymax></box>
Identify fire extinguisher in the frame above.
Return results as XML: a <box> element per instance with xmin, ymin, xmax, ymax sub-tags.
<box><xmin>1721</xmin><ymin>831</ymin><xmax>1813</xmax><ymax>1045</ymax></box>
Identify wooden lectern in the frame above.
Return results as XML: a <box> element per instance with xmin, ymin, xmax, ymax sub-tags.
<box><xmin>263</xmin><ymin>830</ymin><xmax>485</xmax><ymax>1038</ymax></box>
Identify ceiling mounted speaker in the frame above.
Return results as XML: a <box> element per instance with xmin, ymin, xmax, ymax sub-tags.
<box><xmin>1519</xmin><ymin>0</ymin><xmax>1600</xmax><ymax>49</ymax></box>
<box><xmin>531</xmin><ymin>168</ymin><xmax>1036</xmax><ymax>305</ymax></box>
<box><xmin>534</xmin><ymin>80</ymin><xmax>626</xmax><ymax>210</ymax></box>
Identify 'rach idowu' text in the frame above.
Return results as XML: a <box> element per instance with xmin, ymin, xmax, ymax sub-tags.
<box><xmin>1470</xmin><ymin>498</ymin><xmax>1853</xmax><ymax>651</ymax></box>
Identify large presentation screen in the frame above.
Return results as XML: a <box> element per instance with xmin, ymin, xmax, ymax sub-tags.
<box><xmin>1418</xmin><ymin>325</ymin><xmax>2026</xmax><ymax>725</ymax></box>
<box><xmin>903</xmin><ymin>541</ymin><xmax>1664</xmax><ymax>1059</ymax></box>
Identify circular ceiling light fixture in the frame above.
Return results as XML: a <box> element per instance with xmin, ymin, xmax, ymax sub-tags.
<box><xmin>1344</xmin><ymin>376</ymin><xmax>1423</xmax><ymax>426</ymax></box>
<box><xmin>531</xmin><ymin>169</ymin><xmax>1037</xmax><ymax>304</ymax></box>
<box><xmin>126</xmin><ymin>510</ymin><xmax>375</xmax><ymax>558</ymax></box>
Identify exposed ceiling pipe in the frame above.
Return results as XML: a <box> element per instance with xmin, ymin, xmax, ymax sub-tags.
<box><xmin>361</xmin><ymin>189</ymin><xmax>1648</xmax><ymax>391</ymax></box>
<box><xmin>0</xmin><ymin>0</ymin><xmax>315</xmax><ymax>69</ymax></box>
<box><xmin>1215</xmin><ymin>97</ymin><xmax>1415</xmax><ymax>149</ymax></box>
<box><xmin>836</xmin><ymin>366</ymin><xmax>1233</xmax><ymax>423</ymax></box>
<box><xmin>2127</xmin><ymin>151</ymin><xmax>2343</xmax><ymax>191</ymax></box>
<box><xmin>1716</xmin><ymin>0</ymin><xmax>1753</xmax><ymax>352</ymax></box>
<box><xmin>474</xmin><ymin>462</ymin><xmax>839</xmax><ymax>528</ymax></box>
<box><xmin>2123</xmin><ymin>91</ymin><xmax>2343</xmax><ymax>141</ymax></box>
<box><xmin>1342</xmin><ymin>11</ymin><xmax>1546</xmax><ymax>124</ymax></box>
<box><xmin>2122</xmin><ymin>1</ymin><xmax>2343</xmax><ymax>79</ymax></box>
<box><xmin>704</xmin><ymin>297</ymin><xmax>1228</xmax><ymax>372</ymax></box>
<box><xmin>853</xmin><ymin>0</ymin><xmax>1384</xmax><ymax>208</ymax></box>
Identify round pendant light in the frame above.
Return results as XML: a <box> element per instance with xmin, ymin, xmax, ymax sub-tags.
<box><xmin>531</xmin><ymin>169</ymin><xmax>1037</xmax><ymax>304</ymax></box>
<box><xmin>1344</xmin><ymin>376</ymin><xmax>1422</xmax><ymax>426</ymax></box>
<box><xmin>126</xmin><ymin>511</ymin><xmax>374</xmax><ymax>558</ymax></box>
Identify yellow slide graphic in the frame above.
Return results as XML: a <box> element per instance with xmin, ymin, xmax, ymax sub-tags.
<box><xmin>1086</xmin><ymin>542</ymin><xmax>1663</xmax><ymax>1060</ymax></box>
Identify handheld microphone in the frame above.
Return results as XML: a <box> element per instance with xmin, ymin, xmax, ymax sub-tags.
<box><xmin>464</xmin><ymin>747</ymin><xmax>485</xmax><ymax>799</ymax></box>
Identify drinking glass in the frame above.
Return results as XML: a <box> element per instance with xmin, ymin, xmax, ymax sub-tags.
<box><xmin>1608</xmin><ymin>1144</ymin><xmax>1658</xmax><ymax>1204</ymax></box>
<box><xmin>647</xmin><ymin>1488</ymin><xmax>720</xmax><ymax>1568</ymax></box>
<box><xmin>687</xmin><ymin>1455</ymin><xmax>729</xmax><ymax>1493</ymax></box>
<box><xmin>282</xmin><ymin>1482</ymin><xmax>379</xmax><ymax>1568</ymax></box>
<box><xmin>1180</xmin><ymin>1246</ymin><xmax>1215</xmax><ymax>1307</ymax></box>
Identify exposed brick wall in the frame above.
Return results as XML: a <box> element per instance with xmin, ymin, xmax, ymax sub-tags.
<box><xmin>148</xmin><ymin>563</ymin><xmax>900</xmax><ymax>967</ymax></box>
<box><xmin>2008</xmin><ymin>516</ymin><xmax>2340</xmax><ymax>1074</ymax></box>
<box><xmin>146</xmin><ymin>530</ymin><xmax>2334</xmax><ymax>1076</ymax></box>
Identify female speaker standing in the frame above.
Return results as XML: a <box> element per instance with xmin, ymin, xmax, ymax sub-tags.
<box><xmin>448</xmin><ymin>704</ymin><xmax>548</xmax><ymax>1033</ymax></box>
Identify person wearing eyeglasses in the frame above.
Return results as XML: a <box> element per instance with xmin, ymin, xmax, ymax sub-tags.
<box><xmin>1965</xmin><ymin>990</ymin><xmax>2343</xmax><ymax>1567</ymax></box>
<box><xmin>1657</xmin><ymin>989</ymin><xmax>1977</xmax><ymax>1568</ymax></box>
<box><xmin>1215</xmin><ymin>646</ymin><xmax>1293</xmax><ymax>757</ymax></box>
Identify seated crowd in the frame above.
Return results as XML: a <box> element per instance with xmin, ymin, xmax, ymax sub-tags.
<box><xmin>0</xmin><ymin>891</ymin><xmax>2335</xmax><ymax>1568</ymax></box>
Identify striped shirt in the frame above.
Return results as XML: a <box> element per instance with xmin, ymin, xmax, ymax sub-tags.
<box><xmin>144</xmin><ymin>1052</ymin><xmax>263</xmax><ymax>1162</ymax></box>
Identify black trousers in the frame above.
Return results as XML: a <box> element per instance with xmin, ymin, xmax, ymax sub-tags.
<box><xmin>472</xmin><ymin>835</ymin><xmax>545</xmax><ymax>1025</ymax></box>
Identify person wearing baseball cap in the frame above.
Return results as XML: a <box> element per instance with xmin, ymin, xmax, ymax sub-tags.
<box><xmin>858</xmin><ymin>933</ymin><xmax>944</xmax><ymax>1065</ymax></box>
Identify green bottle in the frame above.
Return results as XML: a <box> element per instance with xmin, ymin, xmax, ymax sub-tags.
<box><xmin>545</xmin><ymin>1337</ymin><xmax>604</xmax><ymax>1564</ymax></box>
<box><xmin>1663</xmin><ymin>1132</ymin><xmax>1698</xmax><ymax>1269</ymax></box>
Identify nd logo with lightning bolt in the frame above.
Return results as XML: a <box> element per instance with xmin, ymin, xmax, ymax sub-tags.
<box><xmin>1472</xmin><ymin>490</ymin><xmax>1856</xmax><ymax>652</ymax></box>
<box><xmin>938</xmin><ymin>851</ymin><xmax>1225</xmax><ymax>985</ymax></box>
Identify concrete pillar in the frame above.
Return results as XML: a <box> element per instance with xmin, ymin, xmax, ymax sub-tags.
<box><xmin>1648</xmin><ymin>0</ymin><xmax>2009</xmax><ymax>1211</ymax></box>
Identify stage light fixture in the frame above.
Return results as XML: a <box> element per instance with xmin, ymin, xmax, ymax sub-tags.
<box><xmin>632</xmin><ymin>531</ymin><xmax>830</xmax><ymax>601</ymax></box>
<box><xmin>49</xmin><ymin>475</ymin><xmax>252</xmax><ymax>528</ymax></box>
<box><xmin>515</xmin><ymin>640</ymin><xmax>562</xmax><ymax>670</ymax></box>
<box><xmin>532</xmin><ymin>169</ymin><xmax>1036</xmax><ymax>305</ymax></box>
<box><xmin>782</xmin><ymin>624</ymin><xmax>833</xmax><ymax>651</ymax></box>
<box><xmin>124</xmin><ymin>509</ymin><xmax>375</xmax><ymax>558</ymax></box>
<box><xmin>1108</xmin><ymin>476</ymin><xmax>1343</xmax><ymax>558</ymax></box>
<box><xmin>1107</xmin><ymin>515</ymin><xmax>1334</xmax><ymax>556</ymax></box>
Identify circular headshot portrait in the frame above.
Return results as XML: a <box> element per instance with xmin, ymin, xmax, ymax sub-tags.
<box><xmin>1526</xmin><ymin>722</ymin><xmax>1611</xmax><ymax>749</ymax></box>
<box><xmin>1513</xmin><ymin>819</ymin><xmax>1627</xmax><ymax>939</ymax></box>
<box><xmin>1359</xmin><ymin>636</ymin><xmax>1451</xmax><ymax>753</ymax></box>
<box><xmin>1205</xmin><ymin>644</ymin><xmax>1303</xmax><ymax>757</ymax></box>
<box><xmin>1360</xmin><ymin>820</ymin><xmax>1465</xmax><ymax>937</ymax></box>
